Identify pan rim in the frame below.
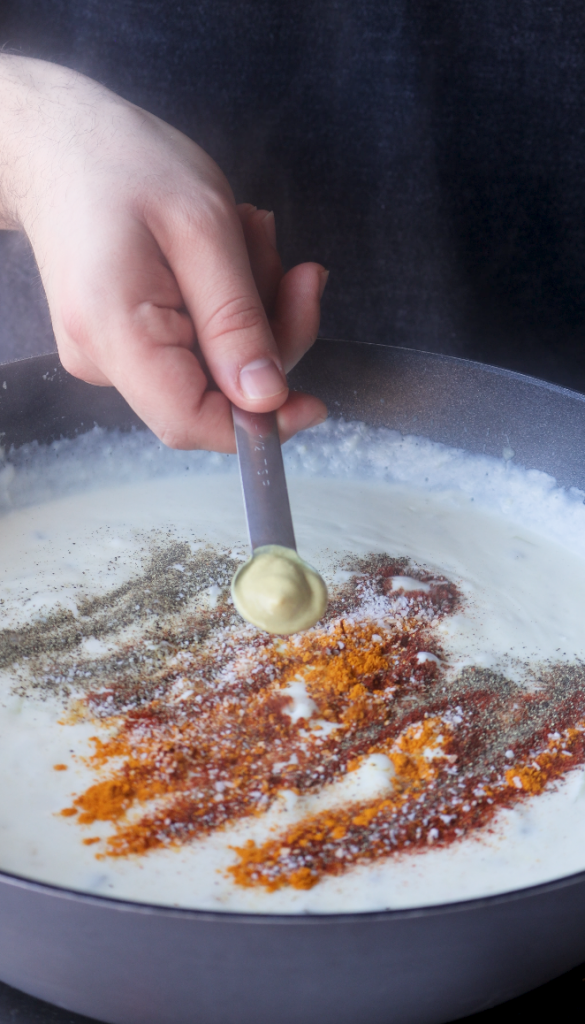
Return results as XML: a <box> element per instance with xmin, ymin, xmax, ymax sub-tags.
<box><xmin>4</xmin><ymin>338</ymin><xmax>585</xmax><ymax>407</ymax></box>
<box><xmin>1</xmin><ymin>858</ymin><xmax>585</xmax><ymax>922</ymax></box>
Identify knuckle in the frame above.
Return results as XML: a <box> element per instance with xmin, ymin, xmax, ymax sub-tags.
<box><xmin>57</xmin><ymin>343</ymin><xmax>87</xmax><ymax>380</ymax></box>
<box><xmin>163</xmin><ymin>186</ymin><xmax>235</xmax><ymax>241</ymax></box>
<box><xmin>187</xmin><ymin>172</ymin><xmax>234</xmax><ymax>215</ymax></box>
<box><xmin>157</xmin><ymin>423</ymin><xmax>191</xmax><ymax>451</ymax></box>
<box><xmin>201</xmin><ymin>187</ymin><xmax>235</xmax><ymax>223</ymax></box>
<box><xmin>205</xmin><ymin>294</ymin><xmax>265</xmax><ymax>341</ymax></box>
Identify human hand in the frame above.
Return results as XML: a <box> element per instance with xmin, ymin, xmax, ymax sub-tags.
<box><xmin>0</xmin><ymin>56</ymin><xmax>328</xmax><ymax>452</ymax></box>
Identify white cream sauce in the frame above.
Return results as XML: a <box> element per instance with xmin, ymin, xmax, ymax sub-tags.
<box><xmin>1</xmin><ymin>422</ymin><xmax>585</xmax><ymax>912</ymax></box>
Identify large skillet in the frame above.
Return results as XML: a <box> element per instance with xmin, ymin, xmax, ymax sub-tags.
<box><xmin>0</xmin><ymin>339</ymin><xmax>585</xmax><ymax>1024</ymax></box>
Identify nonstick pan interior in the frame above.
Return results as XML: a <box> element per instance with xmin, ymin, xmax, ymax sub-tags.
<box><xmin>1</xmin><ymin>340</ymin><xmax>585</xmax><ymax>1024</ymax></box>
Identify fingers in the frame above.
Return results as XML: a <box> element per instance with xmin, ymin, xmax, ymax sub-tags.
<box><xmin>47</xmin><ymin>186</ymin><xmax>327</xmax><ymax>453</ymax></box>
<box><xmin>57</xmin><ymin>343</ymin><xmax>113</xmax><ymax>386</ymax></box>
<box><xmin>236</xmin><ymin>204</ymin><xmax>282</xmax><ymax>314</ymax></box>
<box><xmin>148</xmin><ymin>195</ymin><xmax>289</xmax><ymax>414</ymax></box>
<box><xmin>272</xmin><ymin>262</ymin><xmax>328</xmax><ymax>372</ymax></box>
<box><xmin>46</xmin><ymin>211</ymin><xmax>230</xmax><ymax>449</ymax></box>
<box><xmin>236</xmin><ymin>205</ymin><xmax>328</xmax><ymax>372</ymax></box>
<box><xmin>101</xmin><ymin>340</ymin><xmax>237</xmax><ymax>452</ymax></box>
<box><xmin>60</xmin><ymin>295</ymin><xmax>236</xmax><ymax>452</ymax></box>
<box><xmin>276</xmin><ymin>390</ymin><xmax>328</xmax><ymax>443</ymax></box>
<box><xmin>48</xmin><ymin>203</ymin><xmax>328</xmax><ymax>454</ymax></box>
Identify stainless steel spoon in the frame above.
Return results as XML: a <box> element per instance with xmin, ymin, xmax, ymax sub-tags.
<box><xmin>231</xmin><ymin>405</ymin><xmax>296</xmax><ymax>552</ymax></box>
<box><xmin>230</xmin><ymin>404</ymin><xmax>327</xmax><ymax>633</ymax></box>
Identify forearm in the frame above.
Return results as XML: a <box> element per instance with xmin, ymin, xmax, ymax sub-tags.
<box><xmin>0</xmin><ymin>54</ymin><xmax>129</xmax><ymax>231</ymax></box>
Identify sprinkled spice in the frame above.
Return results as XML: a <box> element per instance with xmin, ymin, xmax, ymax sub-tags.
<box><xmin>0</xmin><ymin>537</ymin><xmax>239</xmax><ymax>693</ymax></box>
<box><xmin>20</xmin><ymin>545</ymin><xmax>580</xmax><ymax>892</ymax></box>
<box><xmin>57</xmin><ymin>557</ymin><xmax>452</xmax><ymax>855</ymax></box>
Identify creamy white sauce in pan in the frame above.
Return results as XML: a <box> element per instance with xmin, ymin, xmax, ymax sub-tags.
<box><xmin>0</xmin><ymin>421</ymin><xmax>585</xmax><ymax>913</ymax></box>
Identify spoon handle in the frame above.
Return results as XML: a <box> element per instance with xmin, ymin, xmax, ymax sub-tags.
<box><xmin>232</xmin><ymin>405</ymin><xmax>297</xmax><ymax>553</ymax></box>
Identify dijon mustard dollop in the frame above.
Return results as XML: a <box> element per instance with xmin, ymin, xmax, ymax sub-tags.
<box><xmin>231</xmin><ymin>545</ymin><xmax>328</xmax><ymax>634</ymax></box>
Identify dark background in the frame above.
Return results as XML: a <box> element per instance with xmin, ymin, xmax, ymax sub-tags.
<box><xmin>3</xmin><ymin>0</ymin><xmax>585</xmax><ymax>389</ymax></box>
<box><xmin>1</xmin><ymin>1</ymin><xmax>585</xmax><ymax>1019</ymax></box>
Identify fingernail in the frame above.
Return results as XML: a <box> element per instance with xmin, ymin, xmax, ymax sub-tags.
<box><xmin>319</xmin><ymin>269</ymin><xmax>329</xmax><ymax>298</ymax></box>
<box><xmin>240</xmin><ymin>357</ymin><xmax>286</xmax><ymax>400</ymax></box>
<box><xmin>260</xmin><ymin>211</ymin><xmax>277</xmax><ymax>248</ymax></box>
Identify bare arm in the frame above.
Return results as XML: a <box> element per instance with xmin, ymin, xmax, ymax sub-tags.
<box><xmin>0</xmin><ymin>55</ymin><xmax>328</xmax><ymax>451</ymax></box>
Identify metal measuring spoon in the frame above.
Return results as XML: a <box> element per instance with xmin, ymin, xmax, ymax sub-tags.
<box><xmin>231</xmin><ymin>405</ymin><xmax>327</xmax><ymax>634</ymax></box>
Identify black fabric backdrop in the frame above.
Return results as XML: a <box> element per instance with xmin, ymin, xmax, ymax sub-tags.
<box><xmin>1</xmin><ymin>0</ymin><xmax>585</xmax><ymax>390</ymax></box>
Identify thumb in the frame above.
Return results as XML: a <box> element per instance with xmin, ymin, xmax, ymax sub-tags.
<box><xmin>150</xmin><ymin>197</ymin><xmax>289</xmax><ymax>412</ymax></box>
